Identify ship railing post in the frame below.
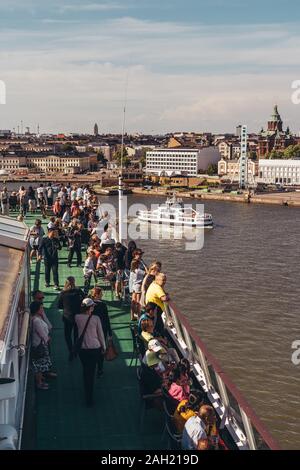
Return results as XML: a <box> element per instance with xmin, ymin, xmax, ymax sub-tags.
<box><xmin>180</xmin><ymin>324</ymin><xmax>197</xmax><ymax>364</ymax></box>
<box><xmin>239</xmin><ymin>405</ymin><xmax>257</xmax><ymax>450</ymax></box>
<box><xmin>163</xmin><ymin>302</ymin><xmax>175</xmax><ymax>327</ymax></box>
<box><xmin>195</xmin><ymin>345</ymin><xmax>212</xmax><ymax>390</ymax></box>
<box><xmin>215</xmin><ymin>372</ymin><xmax>230</xmax><ymax>407</ymax></box>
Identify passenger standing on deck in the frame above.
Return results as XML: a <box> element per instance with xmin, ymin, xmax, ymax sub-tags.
<box><xmin>140</xmin><ymin>262</ymin><xmax>161</xmax><ymax>308</ymax></box>
<box><xmin>46</xmin><ymin>183</ymin><xmax>54</xmax><ymax>207</ymax></box>
<box><xmin>29</xmin><ymin>219</ymin><xmax>45</xmax><ymax>262</ymax></box>
<box><xmin>75</xmin><ymin>298</ymin><xmax>106</xmax><ymax>407</ymax></box>
<box><xmin>39</xmin><ymin>228</ymin><xmax>61</xmax><ymax>290</ymax></box>
<box><xmin>36</xmin><ymin>184</ymin><xmax>47</xmax><ymax>218</ymax></box>
<box><xmin>28</xmin><ymin>186</ymin><xmax>37</xmax><ymax>214</ymax></box>
<box><xmin>124</xmin><ymin>240</ymin><xmax>137</xmax><ymax>272</ymax></box>
<box><xmin>30</xmin><ymin>301</ymin><xmax>55</xmax><ymax>390</ymax></box>
<box><xmin>18</xmin><ymin>186</ymin><xmax>27</xmax><ymax>217</ymax></box>
<box><xmin>83</xmin><ymin>250</ymin><xmax>97</xmax><ymax>295</ymax></box>
<box><xmin>0</xmin><ymin>187</ymin><xmax>10</xmax><ymax>215</ymax></box>
<box><xmin>90</xmin><ymin>286</ymin><xmax>112</xmax><ymax>377</ymax></box>
<box><xmin>67</xmin><ymin>219</ymin><xmax>82</xmax><ymax>267</ymax></box>
<box><xmin>58</xmin><ymin>277</ymin><xmax>84</xmax><ymax>361</ymax></box>
<box><xmin>145</xmin><ymin>273</ymin><xmax>170</xmax><ymax>334</ymax></box>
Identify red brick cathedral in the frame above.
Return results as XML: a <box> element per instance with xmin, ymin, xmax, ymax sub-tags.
<box><xmin>257</xmin><ymin>105</ymin><xmax>294</xmax><ymax>157</ymax></box>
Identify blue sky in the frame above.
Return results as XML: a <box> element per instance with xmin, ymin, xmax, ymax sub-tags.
<box><xmin>0</xmin><ymin>0</ymin><xmax>300</xmax><ymax>133</ymax></box>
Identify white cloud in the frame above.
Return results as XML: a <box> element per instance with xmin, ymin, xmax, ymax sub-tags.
<box><xmin>59</xmin><ymin>3</ymin><xmax>126</xmax><ymax>13</ymax></box>
<box><xmin>1</xmin><ymin>18</ymin><xmax>300</xmax><ymax>133</ymax></box>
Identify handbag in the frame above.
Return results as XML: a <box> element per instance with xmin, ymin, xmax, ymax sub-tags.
<box><xmin>31</xmin><ymin>341</ymin><xmax>46</xmax><ymax>360</ymax></box>
<box><xmin>72</xmin><ymin>315</ymin><xmax>92</xmax><ymax>355</ymax></box>
<box><xmin>105</xmin><ymin>337</ymin><xmax>118</xmax><ymax>361</ymax></box>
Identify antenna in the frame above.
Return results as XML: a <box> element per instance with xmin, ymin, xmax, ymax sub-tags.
<box><xmin>118</xmin><ymin>71</ymin><xmax>129</xmax><ymax>242</ymax></box>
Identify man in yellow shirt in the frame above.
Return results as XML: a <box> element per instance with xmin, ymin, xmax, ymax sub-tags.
<box><xmin>145</xmin><ymin>273</ymin><xmax>169</xmax><ymax>311</ymax></box>
<box><xmin>145</xmin><ymin>273</ymin><xmax>170</xmax><ymax>334</ymax></box>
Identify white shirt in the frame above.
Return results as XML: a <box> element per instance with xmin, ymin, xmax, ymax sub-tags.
<box><xmin>36</xmin><ymin>187</ymin><xmax>45</xmax><ymax>198</ymax></box>
<box><xmin>76</xmin><ymin>187</ymin><xmax>83</xmax><ymax>198</ymax></box>
<box><xmin>83</xmin><ymin>258</ymin><xmax>95</xmax><ymax>276</ymax></box>
<box><xmin>181</xmin><ymin>415</ymin><xmax>207</xmax><ymax>450</ymax></box>
<box><xmin>75</xmin><ymin>314</ymin><xmax>106</xmax><ymax>351</ymax></box>
<box><xmin>31</xmin><ymin>315</ymin><xmax>50</xmax><ymax>347</ymax></box>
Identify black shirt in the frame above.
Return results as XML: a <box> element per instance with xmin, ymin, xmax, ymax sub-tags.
<box><xmin>93</xmin><ymin>300</ymin><xmax>112</xmax><ymax>339</ymax></box>
<box><xmin>140</xmin><ymin>363</ymin><xmax>162</xmax><ymax>395</ymax></box>
<box><xmin>39</xmin><ymin>237</ymin><xmax>61</xmax><ymax>262</ymax></box>
<box><xmin>58</xmin><ymin>288</ymin><xmax>84</xmax><ymax>320</ymax></box>
<box><xmin>115</xmin><ymin>245</ymin><xmax>127</xmax><ymax>270</ymax></box>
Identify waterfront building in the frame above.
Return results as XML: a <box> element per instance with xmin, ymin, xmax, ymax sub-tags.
<box><xmin>146</xmin><ymin>147</ymin><xmax>220</xmax><ymax>176</ymax></box>
<box><xmin>0</xmin><ymin>154</ymin><xmax>26</xmax><ymax>172</ymax></box>
<box><xmin>257</xmin><ymin>105</ymin><xmax>294</xmax><ymax>157</ymax></box>
<box><xmin>218</xmin><ymin>158</ymin><xmax>258</xmax><ymax>181</ymax></box>
<box><xmin>217</xmin><ymin>140</ymin><xmax>241</xmax><ymax>160</ymax></box>
<box><xmin>258</xmin><ymin>159</ymin><xmax>300</xmax><ymax>185</ymax></box>
<box><xmin>26</xmin><ymin>153</ymin><xmax>96</xmax><ymax>173</ymax></box>
<box><xmin>0</xmin><ymin>130</ymin><xmax>11</xmax><ymax>138</ymax></box>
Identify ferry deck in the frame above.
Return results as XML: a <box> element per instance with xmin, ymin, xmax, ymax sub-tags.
<box><xmin>0</xmin><ymin>211</ymin><xmax>280</xmax><ymax>451</ymax></box>
<box><xmin>22</xmin><ymin>212</ymin><xmax>165</xmax><ymax>450</ymax></box>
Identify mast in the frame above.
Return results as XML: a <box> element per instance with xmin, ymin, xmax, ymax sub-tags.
<box><xmin>118</xmin><ymin>104</ymin><xmax>126</xmax><ymax>242</ymax></box>
<box><xmin>118</xmin><ymin>72</ymin><xmax>129</xmax><ymax>243</ymax></box>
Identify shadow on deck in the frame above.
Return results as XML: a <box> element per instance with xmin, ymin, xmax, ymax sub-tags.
<box><xmin>23</xmin><ymin>213</ymin><xmax>166</xmax><ymax>450</ymax></box>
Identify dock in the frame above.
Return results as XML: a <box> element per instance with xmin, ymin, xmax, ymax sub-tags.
<box><xmin>23</xmin><ymin>213</ymin><xmax>165</xmax><ymax>450</ymax></box>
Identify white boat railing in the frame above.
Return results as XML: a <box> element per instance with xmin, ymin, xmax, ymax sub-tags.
<box><xmin>163</xmin><ymin>301</ymin><xmax>280</xmax><ymax>450</ymax></box>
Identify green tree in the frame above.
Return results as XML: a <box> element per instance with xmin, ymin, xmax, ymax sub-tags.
<box><xmin>283</xmin><ymin>144</ymin><xmax>300</xmax><ymax>159</ymax></box>
<box><xmin>139</xmin><ymin>147</ymin><xmax>152</xmax><ymax>168</ymax></box>
<box><xmin>206</xmin><ymin>163</ymin><xmax>218</xmax><ymax>175</ymax></box>
<box><xmin>266</xmin><ymin>150</ymin><xmax>284</xmax><ymax>159</ymax></box>
<box><xmin>96</xmin><ymin>150</ymin><xmax>107</xmax><ymax>165</ymax></box>
<box><xmin>62</xmin><ymin>143</ymin><xmax>74</xmax><ymax>152</ymax></box>
<box><xmin>113</xmin><ymin>146</ymin><xmax>131</xmax><ymax>168</ymax></box>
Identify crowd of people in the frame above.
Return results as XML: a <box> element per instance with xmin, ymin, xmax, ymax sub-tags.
<box><xmin>9</xmin><ymin>181</ymin><xmax>226</xmax><ymax>450</ymax></box>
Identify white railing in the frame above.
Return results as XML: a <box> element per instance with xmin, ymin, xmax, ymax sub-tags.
<box><xmin>163</xmin><ymin>301</ymin><xmax>280</xmax><ymax>450</ymax></box>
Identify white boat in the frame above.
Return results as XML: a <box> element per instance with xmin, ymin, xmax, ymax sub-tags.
<box><xmin>137</xmin><ymin>195</ymin><xmax>213</xmax><ymax>228</ymax></box>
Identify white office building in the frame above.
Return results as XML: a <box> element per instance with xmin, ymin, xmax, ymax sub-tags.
<box><xmin>146</xmin><ymin>147</ymin><xmax>220</xmax><ymax>177</ymax></box>
<box><xmin>258</xmin><ymin>159</ymin><xmax>300</xmax><ymax>185</ymax></box>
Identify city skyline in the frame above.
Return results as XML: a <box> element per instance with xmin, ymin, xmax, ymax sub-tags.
<box><xmin>1</xmin><ymin>0</ymin><xmax>300</xmax><ymax>134</ymax></box>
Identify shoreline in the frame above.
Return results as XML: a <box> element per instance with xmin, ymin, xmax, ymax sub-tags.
<box><xmin>3</xmin><ymin>175</ymin><xmax>300</xmax><ymax>207</ymax></box>
<box><xmin>131</xmin><ymin>187</ymin><xmax>300</xmax><ymax>207</ymax></box>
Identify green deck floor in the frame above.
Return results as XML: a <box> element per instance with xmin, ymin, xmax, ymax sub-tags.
<box><xmin>24</xmin><ymin>213</ymin><xmax>165</xmax><ymax>450</ymax></box>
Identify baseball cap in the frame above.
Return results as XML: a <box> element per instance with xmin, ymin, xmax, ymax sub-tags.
<box><xmin>81</xmin><ymin>298</ymin><xmax>95</xmax><ymax>308</ymax></box>
<box><xmin>148</xmin><ymin>339</ymin><xmax>164</xmax><ymax>353</ymax></box>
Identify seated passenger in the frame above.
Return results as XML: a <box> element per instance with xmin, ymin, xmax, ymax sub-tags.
<box><xmin>143</xmin><ymin>339</ymin><xmax>179</xmax><ymax>375</ymax></box>
<box><xmin>140</xmin><ymin>318</ymin><xmax>168</xmax><ymax>348</ymax></box>
<box><xmin>167</xmin><ymin>367</ymin><xmax>190</xmax><ymax>403</ymax></box>
<box><xmin>181</xmin><ymin>407</ymin><xmax>209</xmax><ymax>451</ymax></box>
<box><xmin>200</xmin><ymin>405</ymin><xmax>227</xmax><ymax>450</ymax></box>
<box><xmin>173</xmin><ymin>390</ymin><xmax>204</xmax><ymax>434</ymax></box>
<box><xmin>138</xmin><ymin>302</ymin><xmax>158</xmax><ymax>335</ymax></box>
<box><xmin>182</xmin><ymin>404</ymin><xmax>225</xmax><ymax>450</ymax></box>
<box><xmin>140</xmin><ymin>354</ymin><xmax>163</xmax><ymax>395</ymax></box>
